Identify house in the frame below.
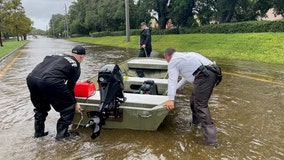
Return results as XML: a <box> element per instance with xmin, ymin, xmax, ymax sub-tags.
<box><xmin>259</xmin><ymin>8</ymin><xmax>283</xmax><ymax>21</ymax></box>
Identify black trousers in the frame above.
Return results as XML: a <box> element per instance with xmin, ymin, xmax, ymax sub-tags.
<box><xmin>26</xmin><ymin>76</ymin><xmax>76</xmax><ymax>128</ymax></box>
<box><xmin>190</xmin><ymin>70</ymin><xmax>218</xmax><ymax>126</ymax></box>
<box><xmin>138</xmin><ymin>47</ymin><xmax>151</xmax><ymax>57</ymax></box>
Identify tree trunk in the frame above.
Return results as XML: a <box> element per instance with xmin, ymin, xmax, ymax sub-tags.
<box><xmin>156</xmin><ymin>0</ymin><xmax>169</xmax><ymax>29</ymax></box>
<box><xmin>0</xmin><ymin>31</ymin><xmax>3</xmax><ymax>47</ymax></box>
<box><xmin>218</xmin><ymin>0</ymin><xmax>237</xmax><ymax>23</ymax></box>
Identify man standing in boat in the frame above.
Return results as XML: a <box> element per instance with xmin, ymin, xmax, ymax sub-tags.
<box><xmin>26</xmin><ymin>45</ymin><xmax>85</xmax><ymax>140</ymax></box>
<box><xmin>138</xmin><ymin>22</ymin><xmax>152</xmax><ymax>57</ymax></box>
<box><xmin>163</xmin><ymin>47</ymin><xmax>222</xmax><ymax>147</ymax></box>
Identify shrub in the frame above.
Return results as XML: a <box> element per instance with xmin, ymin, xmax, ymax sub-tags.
<box><xmin>89</xmin><ymin>20</ymin><xmax>284</xmax><ymax>38</ymax></box>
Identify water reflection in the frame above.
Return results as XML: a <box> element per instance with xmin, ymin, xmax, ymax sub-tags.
<box><xmin>0</xmin><ymin>37</ymin><xmax>283</xmax><ymax>159</ymax></box>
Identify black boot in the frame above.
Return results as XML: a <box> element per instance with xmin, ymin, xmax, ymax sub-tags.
<box><xmin>203</xmin><ymin>123</ymin><xmax>218</xmax><ymax>147</ymax></box>
<box><xmin>55</xmin><ymin>121</ymin><xmax>79</xmax><ymax>141</ymax></box>
<box><xmin>34</xmin><ymin>120</ymin><xmax>49</xmax><ymax>138</ymax></box>
<box><xmin>55</xmin><ymin>104</ymin><xmax>79</xmax><ymax>140</ymax></box>
<box><xmin>34</xmin><ymin>111</ymin><xmax>48</xmax><ymax>138</ymax></box>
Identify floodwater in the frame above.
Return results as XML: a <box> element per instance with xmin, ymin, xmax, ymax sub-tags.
<box><xmin>0</xmin><ymin>37</ymin><xmax>283</xmax><ymax>160</ymax></box>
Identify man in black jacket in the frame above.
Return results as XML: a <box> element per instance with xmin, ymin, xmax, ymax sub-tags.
<box><xmin>138</xmin><ymin>22</ymin><xmax>152</xmax><ymax>57</ymax></box>
<box><xmin>26</xmin><ymin>45</ymin><xmax>85</xmax><ymax>140</ymax></box>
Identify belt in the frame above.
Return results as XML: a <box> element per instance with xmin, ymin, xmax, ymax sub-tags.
<box><xmin>192</xmin><ymin>64</ymin><xmax>222</xmax><ymax>86</ymax></box>
<box><xmin>192</xmin><ymin>64</ymin><xmax>219</xmax><ymax>76</ymax></box>
<box><xmin>206</xmin><ymin>64</ymin><xmax>220</xmax><ymax>75</ymax></box>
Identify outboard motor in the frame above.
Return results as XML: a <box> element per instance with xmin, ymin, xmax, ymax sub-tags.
<box><xmin>85</xmin><ymin>64</ymin><xmax>126</xmax><ymax>139</ymax></box>
<box><xmin>97</xmin><ymin>64</ymin><xmax>125</xmax><ymax>115</ymax></box>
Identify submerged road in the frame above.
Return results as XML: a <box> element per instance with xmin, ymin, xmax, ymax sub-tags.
<box><xmin>0</xmin><ymin>37</ymin><xmax>283</xmax><ymax>160</ymax></box>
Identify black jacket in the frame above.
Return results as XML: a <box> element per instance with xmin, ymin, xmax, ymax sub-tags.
<box><xmin>28</xmin><ymin>55</ymin><xmax>81</xmax><ymax>92</ymax></box>
<box><xmin>140</xmin><ymin>28</ymin><xmax>152</xmax><ymax>49</ymax></box>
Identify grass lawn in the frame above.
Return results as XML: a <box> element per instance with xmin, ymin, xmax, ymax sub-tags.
<box><xmin>70</xmin><ymin>33</ymin><xmax>284</xmax><ymax>64</ymax></box>
<box><xmin>0</xmin><ymin>40</ymin><xmax>27</xmax><ymax>59</ymax></box>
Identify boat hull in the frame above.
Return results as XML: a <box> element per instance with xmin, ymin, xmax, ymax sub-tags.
<box><xmin>73</xmin><ymin>93</ymin><xmax>169</xmax><ymax>131</ymax></box>
<box><xmin>72</xmin><ymin>57</ymin><xmax>169</xmax><ymax>131</ymax></box>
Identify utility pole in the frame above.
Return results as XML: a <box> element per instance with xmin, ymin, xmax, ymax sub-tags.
<box><xmin>52</xmin><ymin>19</ymin><xmax>55</xmax><ymax>37</ymax></box>
<box><xmin>125</xmin><ymin>0</ymin><xmax>130</xmax><ymax>42</ymax></box>
<box><xmin>65</xmin><ymin>3</ymin><xmax>69</xmax><ymax>38</ymax></box>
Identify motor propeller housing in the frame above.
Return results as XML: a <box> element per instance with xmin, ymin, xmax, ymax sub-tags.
<box><xmin>85</xmin><ymin>64</ymin><xmax>126</xmax><ymax>139</ymax></box>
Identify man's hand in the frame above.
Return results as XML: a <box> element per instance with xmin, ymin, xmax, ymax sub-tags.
<box><xmin>75</xmin><ymin>103</ymin><xmax>83</xmax><ymax>113</ymax></box>
<box><xmin>164</xmin><ymin>100</ymin><xmax>175</xmax><ymax>111</ymax></box>
<box><xmin>141</xmin><ymin>44</ymin><xmax>146</xmax><ymax>48</ymax></box>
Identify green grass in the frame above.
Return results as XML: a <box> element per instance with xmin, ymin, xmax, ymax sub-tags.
<box><xmin>70</xmin><ymin>33</ymin><xmax>284</xmax><ymax>64</ymax></box>
<box><xmin>0</xmin><ymin>40</ymin><xmax>27</xmax><ymax>59</ymax></box>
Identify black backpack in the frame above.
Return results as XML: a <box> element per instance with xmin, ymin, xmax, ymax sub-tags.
<box><xmin>138</xmin><ymin>80</ymin><xmax>158</xmax><ymax>95</ymax></box>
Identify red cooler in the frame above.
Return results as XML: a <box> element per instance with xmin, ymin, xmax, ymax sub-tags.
<box><xmin>74</xmin><ymin>81</ymin><xmax>96</xmax><ymax>97</ymax></box>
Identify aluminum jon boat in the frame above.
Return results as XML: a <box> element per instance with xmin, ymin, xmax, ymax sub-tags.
<box><xmin>72</xmin><ymin>57</ymin><xmax>169</xmax><ymax>138</ymax></box>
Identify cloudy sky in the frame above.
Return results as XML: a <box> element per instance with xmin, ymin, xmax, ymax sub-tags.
<box><xmin>21</xmin><ymin>0</ymin><xmax>76</xmax><ymax>30</ymax></box>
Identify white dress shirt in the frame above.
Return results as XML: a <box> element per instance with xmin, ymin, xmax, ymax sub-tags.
<box><xmin>167</xmin><ymin>52</ymin><xmax>213</xmax><ymax>100</ymax></box>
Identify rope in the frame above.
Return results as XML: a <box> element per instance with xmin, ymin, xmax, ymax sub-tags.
<box><xmin>74</xmin><ymin>111</ymin><xmax>84</xmax><ymax>130</ymax></box>
<box><xmin>73</xmin><ymin>88</ymin><xmax>97</xmax><ymax>130</ymax></box>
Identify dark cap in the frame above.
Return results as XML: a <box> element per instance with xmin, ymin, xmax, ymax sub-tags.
<box><xmin>72</xmin><ymin>45</ymin><xmax>86</xmax><ymax>55</ymax></box>
<box><xmin>140</xmin><ymin>22</ymin><xmax>146</xmax><ymax>26</ymax></box>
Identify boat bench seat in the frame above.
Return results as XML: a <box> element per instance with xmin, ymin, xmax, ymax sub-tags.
<box><xmin>127</xmin><ymin>59</ymin><xmax>168</xmax><ymax>70</ymax></box>
<box><xmin>124</xmin><ymin>93</ymin><xmax>168</xmax><ymax>105</ymax></box>
<box><xmin>124</xmin><ymin>77</ymin><xmax>168</xmax><ymax>85</ymax></box>
<box><xmin>85</xmin><ymin>93</ymin><xmax>168</xmax><ymax>106</ymax></box>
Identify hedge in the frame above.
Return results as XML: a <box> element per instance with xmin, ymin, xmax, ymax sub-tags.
<box><xmin>88</xmin><ymin>20</ymin><xmax>284</xmax><ymax>38</ymax></box>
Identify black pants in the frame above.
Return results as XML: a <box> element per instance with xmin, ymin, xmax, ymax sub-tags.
<box><xmin>26</xmin><ymin>76</ymin><xmax>76</xmax><ymax>131</ymax></box>
<box><xmin>190</xmin><ymin>70</ymin><xmax>218</xmax><ymax>126</ymax></box>
<box><xmin>138</xmin><ymin>47</ymin><xmax>151</xmax><ymax>57</ymax></box>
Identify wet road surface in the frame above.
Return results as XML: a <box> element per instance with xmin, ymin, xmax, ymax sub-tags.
<box><xmin>0</xmin><ymin>37</ymin><xmax>283</xmax><ymax>159</ymax></box>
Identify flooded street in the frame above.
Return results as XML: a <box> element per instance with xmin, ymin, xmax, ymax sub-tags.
<box><xmin>0</xmin><ymin>37</ymin><xmax>283</xmax><ymax>160</ymax></box>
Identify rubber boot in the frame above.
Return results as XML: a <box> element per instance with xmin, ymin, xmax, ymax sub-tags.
<box><xmin>34</xmin><ymin>111</ymin><xmax>48</xmax><ymax>138</ymax></box>
<box><xmin>202</xmin><ymin>123</ymin><xmax>218</xmax><ymax>147</ymax></box>
<box><xmin>55</xmin><ymin>122</ymin><xmax>79</xmax><ymax>141</ymax></box>
<box><xmin>55</xmin><ymin>104</ymin><xmax>79</xmax><ymax>141</ymax></box>
<box><xmin>34</xmin><ymin>119</ymin><xmax>49</xmax><ymax>138</ymax></box>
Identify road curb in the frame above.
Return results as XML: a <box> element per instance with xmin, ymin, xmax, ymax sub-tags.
<box><xmin>0</xmin><ymin>41</ymin><xmax>28</xmax><ymax>62</ymax></box>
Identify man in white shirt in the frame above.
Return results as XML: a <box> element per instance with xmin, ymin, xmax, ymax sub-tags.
<box><xmin>163</xmin><ymin>47</ymin><xmax>222</xmax><ymax>147</ymax></box>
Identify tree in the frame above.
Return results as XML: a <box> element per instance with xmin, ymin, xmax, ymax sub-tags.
<box><xmin>5</xmin><ymin>0</ymin><xmax>32</xmax><ymax>40</ymax></box>
<box><xmin>253</xmin><ymin>0</ymin><xmax>272</xmax><ymax>18</ymax></box>
<box><xmin>6</xmin><ymin>12</ymin><xmax>32</xmax><ymax>40</ymax></box>
<box><xmin>128</xmin><ymin>0</ymin><xmax>151</xmax><ymax>29</ymax></box>
<box><xmin>0</xmin><ymin>0</ymin><xmax>32</xmax><ymax>45</ymax></box>
<box><xmin>52</xmin><ymin>0</ymin><xmax>284</xmax><ymax>35</ymax></box>
<box><xmin>96</xmin><ymin>0</ymin><xmax>125</xmax><ymax>31</ymax></box>
<box><xmin>140</xmin><ymin>0</ymin><xmax>170</xmax><ymax>29</ymax></box>
<box><xmin>67</xmin><ymin>0</ymin><xmax>151</xmax><ymax>34</ymax></box>
<box><xmin>212</xmin><ymin>0</ymin><xmax>273</xmax><ymax>23</ymax></box>
<box><xmin>194</xmin><ymin>0</ymin><xmax>218</xmax><ymax>25</ymax></box>
<box><xmin>168</xmin><ymin>0</ymin><xmax>195</xmax><ymax>27</ymax></box>
<box><xmin>49</xmin><ymin>14</ymin><xmax>66</xmax><ymax>38</ymax></box>
<box><xmin>68</xmin><ymin>0</ymin><xmax>95</xmax><ymax>35</ymax></box>
<box><xmin>272</xmin><ymin>0</ymin><xmax>284</xmax><ymax>16</ymax></box>
<box><xmin>217</xmin><ymin>0</ymin><xmax>238</xmax><ymax>23</ymax></box>
<box><xmin>0</xmin><ymin>0</ymin><xmax>8</xmax><ymax>46</ymax></box>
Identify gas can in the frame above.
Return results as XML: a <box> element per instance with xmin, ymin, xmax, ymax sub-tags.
<box><xmin>74</xmin><ymin>81</ymin><xmax>96</xmax><ymax>97</ymax></box>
